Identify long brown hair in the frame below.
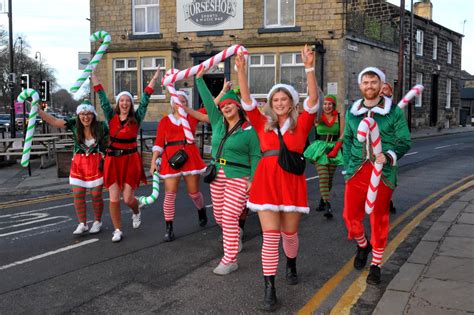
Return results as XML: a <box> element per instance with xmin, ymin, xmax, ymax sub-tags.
<box><xmin>264</xmin><ymin>88</ymin><xmax>298</xmax><ymax>132</ymax></box>
<box><xmin>76</xmin><ymin>115</ymin><xmax>101</xmax><ymax>145</ymax></box>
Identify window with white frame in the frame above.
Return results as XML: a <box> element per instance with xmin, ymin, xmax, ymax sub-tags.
<box><xmin>280</xmin><ymin>52</ymin><xmax>307</xmax><ymax>94</ymax></box>
<box><xmin>133</xmin><ymin>0</ymin><xmax>160</xmax><ymax>34</ymax></box>
<box><xmin>248</xmin><ymin>54</ymin><xmax>276</xmax><ymax>96</ymax></box>
<box><xmin>432</xmin><ymin>35</ymin><xmax>437</xmax><ymax>60</ymax></box>
<box><xmin>114</xmin><ymin>59</ymin><xmax>138</xmax><ymax>96</ymax></box>
<box><xmin>447</xmin><ymin>41</ymin><xmax>452</xmax><ymax>64</ymax></box>
<box><xmin>141</xmin><ymin>57</ymin><xmax>165</xmax><ymax>97</ymax></box>
<box><xmin>416</xmin><ymin>29</ymin><xmax>424</xmax><ymax>56</ymax></box>
<box><xmin>264</xmin><ymin>0</ymin><xmax>295</xmax><ymax>28</ymax></box>
<box><xmin>415</xmin><ymin>72</ymin><xmax>423</xmax><ymax>107</ymax></box>
<box><xmin>446</xmin><ymin>78</ymin><xmax>451</xmax><ymax>109</ymax></box>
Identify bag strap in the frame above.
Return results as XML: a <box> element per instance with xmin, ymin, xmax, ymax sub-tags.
<box><xmin>215</xmin><ymin>119</ymin><xmax>244</xmax><ymax>160</ymax></box>
<box><xmin>276</xmin><ymin>127</ymin><xmax>286</xmax><ymax>151</ymax></box>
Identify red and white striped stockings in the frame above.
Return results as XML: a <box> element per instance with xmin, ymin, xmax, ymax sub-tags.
<box><xmin>262</xmin><ymin>230</ymin><xmax>300</xmax><ymax>276</ymax></box>
<box><xmin>355</xmin><ymin>234</ymin><xmax>384</xmax><ymax>266</ymax></box>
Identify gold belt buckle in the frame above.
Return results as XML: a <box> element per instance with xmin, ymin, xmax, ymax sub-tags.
<box><xmin>219</xmin><ymin>158</ymin><xmax>227</xmax><ymax>165</ymax></box>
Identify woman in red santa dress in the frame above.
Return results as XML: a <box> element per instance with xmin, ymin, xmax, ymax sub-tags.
<box><xmin>91</xmin><ymin>68</ymin><xmax>161</xmax><ymax>242</ymax></box>
<box><xmin>236</xmin><ymin>45</ymin><xmax>319</xmax><ymax>311</ymax></box>
<box><xmin>150</xmin><ymin>90</ymin><xmax>207</xmax><ymax>242</ymax></box>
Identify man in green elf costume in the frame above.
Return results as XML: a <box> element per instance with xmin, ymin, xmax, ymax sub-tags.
<box><xmin>342</xmin><ymin>67</ymin><xmax>411</xmax><ymax>285</ymax></box>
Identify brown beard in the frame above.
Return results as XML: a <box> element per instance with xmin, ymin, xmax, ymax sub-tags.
<box><xmin>363</xmin><ymin>89</ymin><xmax>380</xmax><ymax>100</ymax></box>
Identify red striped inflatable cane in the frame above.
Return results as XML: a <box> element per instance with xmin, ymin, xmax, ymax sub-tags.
<box><xmin>357</xmin><ymin>117</ymin><xmax>383</xmax><ymax>214</ymax></box>
<box><xmin>397</xmin><ymin>84</ymin><xmax>424</xmax><ymax>109</ymax></box>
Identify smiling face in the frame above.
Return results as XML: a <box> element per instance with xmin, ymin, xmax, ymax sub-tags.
<box><xmin>118</xmin><ymin>95</ymin><xmax>132</xmax><ymax>115</ymax></box>
<box><xmin>380</xmin><ymin>82</ymin><xmax>393</xmax><ymax>97</ymax></box>
<box><xmin>270</xmin><ymin>90</ymin><xmax>293</xmax><ymax>117</ymax></box>
<box><xmin>323</xmin><ymin>100</ymin><xmax>335</xmax><ymax>114</ymax></box>
<box><xmin>78</xmin><ymin>111</ymin><xmax>94</xmax><ymax>128</ymax></box>
<box><xmin>219</xmin><ymin>102</ymin><xmax>239</xmax><ymax>120</ymax></box>
<box><xmin>359</xmin><ymin>73</ymin><xmax>382</xmax><ymax>101</ymax></box>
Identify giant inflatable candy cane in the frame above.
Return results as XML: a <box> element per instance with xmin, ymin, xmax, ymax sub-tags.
<box><xmin>70</xmin><ymin>31</ymin><xmax>111</xmax><ymax>93</ymax></box>
<box><xmin>357</xmin><ymin>117</ymin><xmax>383</xmax><ymax>214</ymax></box>
<box><xmin>137</xmin><ymin>172</ymin><xmax>160</xmax><ymax>207</ymax></box>
<box><xmin>162</xmin><ymin>44</ymin><xmax>248</xmax><ymax>143</ymax></box>
<box><xmin>17</xmin><ymin>89</ymin><xmax>40</xmax><ymax>167</ymax></box>
<box><xmin>397</xmin><ymin>84</ymin><xmax>424</xmax><ymax>109</ymax></box>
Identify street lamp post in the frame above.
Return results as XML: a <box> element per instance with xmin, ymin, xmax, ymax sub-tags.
<box><xmin>8</xmin><ymin>0</ymin><xmax>16</xmax><ymax>138</ymax></box>
<box><xmin>35</xmin><ymin>51</ymin><xmax>46</xmax><ymax>132</ymax></box>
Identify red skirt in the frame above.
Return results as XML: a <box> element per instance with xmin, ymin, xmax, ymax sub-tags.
<box><xmin>247</xmin><ymin>156</ymin><xmax>309</xmax><ymax>213</ymax></box>
<box><xmin>159</xmin><ymin>143</ymin><xmax>206</xmax><ymax>179</ymax></box>
<box><xmin>69</xmin><ymin>153</ymin><xmax>104</xmax><ymax>188</ymax></box>
<box><xmin>104</xmin><ymin>151</ymin><xmax>146</xmax><ymax>190</ymax></box>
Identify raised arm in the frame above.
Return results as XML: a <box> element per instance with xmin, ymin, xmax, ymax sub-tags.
<box><xmin>301</xmin><ymin>44</ymin><xmax>319</xmax><ymax>108</ymax></box>
<box><xmin>235</xmin><ymin>52</ymin><xmax>252</xmax><ymax>105</ymax></box>
<box><xmin>195</xmin><ymin>67</ymin><xmax>221</xmax><ymax>125</ymax></box>
<box><xmin>182</xmin><ymin>105</ymin><xmax>210</xmax><ymax>123</ymax></box>
<box><xmin>91</xmin><ymin>73</ymin><xmax>114</xmax><ymax>121</ymax></box>
<box><xmin>37</xmin><ymin>107</ymin><xmax>66</xmax><ymax>129</ymax></box>
<box><xmin>136</xmin><ymin>67</ymin><xmax>162</xmax><ymax>124</ymax></box>
<box><xmin>213</xmin><ymin>77</ymin><xmax>232</xmax><ymax>105</ymax></box>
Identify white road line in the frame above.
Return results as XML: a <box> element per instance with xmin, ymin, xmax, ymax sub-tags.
<box><xmin>306</xmin><ymin>176</ymin><xmax>320</xmax><ymax>181</ymax></box>
<box><xmin>0</xmin><ymin>216</ymin><xmax>70</xmax><ymax>231</ymax></box>
<box><xmin>0</xmin><ymin>218</ymin><xmax>72</xmax><ymax>237</ymax></box>
<box><xmin>405</xmin><ymin>152</ymin><xmax>419</xmax><ymax>156</ymax></box>
<box><xmin>0</xmin><ymin>239</ymin><xmax>99</xmax><ymax>271</ymax></box>
<box><xmin>435</xmin><ymin>143</ymin><xmax>460</xmax><ymax>150</ymax></box>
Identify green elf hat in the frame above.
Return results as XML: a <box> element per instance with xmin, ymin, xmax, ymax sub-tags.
<box><xmin>324</xmin><ymin>94</ymin><xmax>337</xmax><ymax>105</ymax></box>
<box><xmin>218</xmin><ymin>89</ymin><xmax>241</xmax><ymax>108</ymax></box>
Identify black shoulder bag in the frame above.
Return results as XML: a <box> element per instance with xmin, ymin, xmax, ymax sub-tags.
<box><xmin>166</xmin><ymin>143</ymin><xmax>189</xmax><ymax>170</ymax></box>
<box><xmin>277</xmin><ymin>127</ymin><xmax>306</xmax><ymax>175</ymax></box>
<box><xmin>203</xmin><ymin>120</ymin><xmax>244</xmax><ymax>183</ymax></box>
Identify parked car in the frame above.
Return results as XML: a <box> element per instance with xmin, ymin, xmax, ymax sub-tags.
<box><xmin>0</xmin><ymin>114</ymin><xmax>11</xmax><ymax>131</ymax></box>
<box><xmin>15</xmin><ymin>114</ymin><xmax>43</xmax><ymax>129</ymax></box>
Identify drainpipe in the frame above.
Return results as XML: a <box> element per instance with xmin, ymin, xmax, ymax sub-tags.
<box><xmin>315</xmin><ymin>40</ymin><xmax>326</xmax><ymax>89</ymax></box>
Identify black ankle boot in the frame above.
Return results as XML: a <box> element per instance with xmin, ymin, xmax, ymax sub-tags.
<box><xmin>164</xmin><ymin>221</ymin><xmax>175</xmax><ymax>242</ymax></box>
<box><xmin>286</xmin><ymin>257</ymin><xmax>298</xmax><ymax>285</ymax></box>
<box><xmin>198</xmin><ymin>208</ymin><xmax>208</xmax><ymax>227</ymax></box>
<box><xmin>316</xmin><ymin>197</ymin><xmax>325</xmax><ymax>212</ymax></box>
<box><xmin>323</xmin><ymin>201</ymin><xmax>334</xmax><ymax>219</ymax></box>
<box><xmin>262</xmin><ymin>275</ymin><xmax>277</xmax><ymax>311</ymax></box>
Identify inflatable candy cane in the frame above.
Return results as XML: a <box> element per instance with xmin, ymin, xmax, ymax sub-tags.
<box><xmin>397</xmin><ymin>84</ymin><xmax>424</xmax><ymax>109</ymax></box>
<box><xmin>17</xmin><ymin>89</ymin><xmax>40</xmax><ymax>167</ymax></box>
<box><xmin>137</xmin><ymin>172</ymin><xmax>160</xmax><ymax>207</ymax></box>
<box><xmin>70</xmin><ymin>30</ymin><xmax>111</xmax><ymax>93</ymax></box>
<box><xmin>162</xmin><ymin>44</ymin><xmax>248</xmax><ymax>143</ymax></box>
<box><xmin>357</xmin><ymin>117</ymin><xmax>383</xmax><ymax>214</ymax></box>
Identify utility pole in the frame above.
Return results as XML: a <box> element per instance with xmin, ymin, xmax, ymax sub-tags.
<box><xmin>397</xmin><ymin>0</ymin><xmax>405</xmax><ymax>101</ymax></box>
<box><xmin>8</xmin><ymin>0</ymin><xmax>16</xmax><ymax>138</ymax></box>
<box><xmin>408</xmin><ymin>0</ymin><xmax>414</xmax><ymax>131</ymax></box>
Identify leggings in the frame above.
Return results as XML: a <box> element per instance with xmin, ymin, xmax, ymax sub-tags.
<box><xmin>316</xmin><ymin>163</ymin><xmax>337</xmax><ymax>202</ymax></box>
<box><xmin>72</xmin><ymin>185</ymin><xmax>103</xmax><ymax>223</ymax></box>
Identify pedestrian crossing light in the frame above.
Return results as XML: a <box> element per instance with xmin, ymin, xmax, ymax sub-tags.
<box><xmin>20</xmin><ymin>74</ymin><xmax>30</xmax><ymax>91</ymax></box>
<box><xmin>40</xmin><ymin>80</ymin><xmax>50</xmax><ymax>101</ymax></box>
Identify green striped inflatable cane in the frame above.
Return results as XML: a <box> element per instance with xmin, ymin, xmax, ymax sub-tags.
<box><xmin>17</xmin><ymin>89</ymin><xmax>40</xmax><ymax>167</ymax></box>
<box><xmin>138</xmin><ymin>172</ymin><xmax>160</xmax><ymax>207</ymax></box>
<box><xmin>70</xmin><ymin>30</ymin><xmax>111</xmax><ymax>93</ymax></box>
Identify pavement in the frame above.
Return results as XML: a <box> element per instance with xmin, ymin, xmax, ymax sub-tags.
<box><xmin>374</xmin><ymin>186</ymin><xmax>474</xmax><ymax>315</ymax></box>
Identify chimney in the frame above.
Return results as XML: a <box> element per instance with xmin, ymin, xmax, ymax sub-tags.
<box><xmin>414</xmin><ymin>0</ymin><xmax>433</xmax><ymax>20</ymax></box>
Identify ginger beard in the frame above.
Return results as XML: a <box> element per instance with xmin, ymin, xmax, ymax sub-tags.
<box><xmin>359</xmin><ymin>74</ymin><xmax>382</xmax><ymax>101</ymax></box>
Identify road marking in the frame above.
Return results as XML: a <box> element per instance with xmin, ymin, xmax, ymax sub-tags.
<box><xmin>298</xmin><ymin>174</ymin><xmax>474</xmax><ymax>314</ymax></box>
<box><xmin>0</xmin><ymin>219</ymin><xmax>72</xmax><ymax>237</ymax></box>
<box><xmin>435</xmin><ymin>143</ymin><xmax>460</xmax><ymax>150</ymax></box>
<box><xmin>0</xmin><ymin>239</ymin><xmax>99</xmax><ymax>271</ymax></box>
<box><xmin>0</xmin><ymin>192</ymin><xmax>73</xmax><ymax>209</ymax></box>
<box><xmin>329</xmin><ymin>179</ymin><xmax>474</xmax><ymax>315</ymax></box>
<box><xmin>404</xmin><ymin>151</ymin><xmax>418</xmax><ymax>156</ymax></box>
<box><xmin>306</xmin><ymin>175</ymin><xmax>320</xmax><ymax>181</ymax></box>
<box><xmin>0</xmin><ymin>215</ymin><xmax>70</xmax><ymax>230</ymax></box>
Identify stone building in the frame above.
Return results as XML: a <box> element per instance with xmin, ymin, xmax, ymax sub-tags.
<box><xmin>89</xmin><ymin>0</ymin><xmax>462</xmax><ymax>129</ymax></box>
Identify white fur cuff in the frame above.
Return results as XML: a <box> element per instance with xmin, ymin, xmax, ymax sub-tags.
<box><xmin>387</xmin><ymin>150</ymin><xmax>397</xmax><ymax>166</ymax></box>
<box><xmin>241</xmin><ymin>97</ymin><xmax>258</xmax><ymax>111</ymax></box>
<box><xmin>152</xmin><ymin>145</ymin><xmax>163</xmax><ymax>153</ymax></box>
<box><xmin>303</xmin><ymin>97</ymin><xmax>319</xmax><ymax>114</ymax></box>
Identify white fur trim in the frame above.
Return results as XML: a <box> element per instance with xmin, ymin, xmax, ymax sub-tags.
<box><xmin>272</xmin><ymin>117</ymin><xmax>290</xmax><ymax>135</ymax></box>
<box><xmin>69</xmin><ymin>177</ymin><xmax>103</xmax><ymax>188</ymax></box>
<box><xmin>350</xmin><ymin>96</ymin><xmax>392</xmax><ymax>116</ymax></box>
<box><xmin>159</xmin><ymin>167</ymin><xmax>207</xmax><ymax>179</ymax></box>
<box><xmin>386</xmin><ymin>150</ymin><xmax>397</xmax><ymax>166</ymax></box>
<box><xmin>76</xmin><ymin>104</ymin><xmax>97</xmax><ymax>116</ymax></box>
<box><xmin>152</xmin><ymin>145</ymin><xmax>163</xmax><ymax>153</ymax></box>
<box><xmin>267</xmin><ymin>84</ymin><xmax>299</xmax><ymax>106</ymax></box>
<box><xmin>171</xmin><ymin>90</ymin><xmax>192</xmax><ymax>108</ymax></box>
<box><xmin>358</xmin><ymin>67</ymin><xmax>386</xmax><ymax>84</ymax></box>
<box><xmin>168</xmin><ymin>113</ymin><xmax>182</xmax><ymax>126</ymax></box>
<box><xmin>115</xmin><ymin>91</ymin><xmax>135</xmax><ymax>107</ymax></box>
<box><xmin>247</xmin><ymin>201</ymin><xmax>309</xmax><ymax>214</ymax></box>
<box><xmin>303</xmin><ymin>97</ymin><xmax>319</xmax><ymax>114</ymax></box>
<box><xmin>241</xmin><ymin>97</ymin><xmax>257</xmax><ymax>111</ymax></box>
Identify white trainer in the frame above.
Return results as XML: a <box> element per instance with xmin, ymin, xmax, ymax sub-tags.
<box><xmin>132</xmin><ymin>211</ymin><xmax>141</xmax><ymax>229</ymax></box>
<box><xmin>112</xmin><ymin>229</ymin><xmax>123</xmax><ymax>242</ymax></box>
<box><xmin>213</xmin><ymin>262</ymin><xmax>238</xmax><ymax>275</ymax></box>
<box><xmin>73</xmin><ymin>223</ymin><xmax>88</xmax><ymax>235</ymax></box>
<box><xmin>89</xmin><ymin>221</ymin><xmax>102</xmax><ymax>234</ymax></box>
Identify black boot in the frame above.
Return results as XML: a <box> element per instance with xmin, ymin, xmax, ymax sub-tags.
<box><xmin>323</xmin><ymin>201</ymin><xmax>334</xmax><ymax>219</ymax></box>
<box><xmin>366</xmin><ymin>265</ymin><xmax>381</xmax><ymax>285</ymax></box>
<box><xmin>198</xmin><ymin>208</ymin><xmax>208</xmax><ymax>227</ymax></box>
<box><xmin>262</xmin><ymin>276</ymin><xmax>277</xmax><ymax>311</ymax></box>
<box><xmin>164</xmin><ymin>221</ymin><xmax>175</xmax><ymax>242</ymax></box>
<box><xmin>315</xmin><ymin>198</ymin><xmax>325</xmax><ymax>212</ymax></box>
<box><xmin>286</xmin><ymin>257</ymin><xmax>298</xmax><ymax>285</ymax></box>
<box><xmin>354</xmin><ymin>242</ymin><xmax>372</xmax><ymax>270</ymax></box>
<box><xmin>389</xmin><ymin>200</ymin><xmax>396</xmax><ymax>214</ymax></box>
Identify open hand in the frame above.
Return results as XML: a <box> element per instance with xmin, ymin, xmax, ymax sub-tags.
<box><xmin>235</xmin><ymin>52</ymin><xmax>247</xmax><ymax>72</ymax></box>
<box><xmin>196</xmin><ymin>65</ymin><xmax>207</xmax><ymax>78</ymax></box>
<box><xmin>301</xmin><ymin>44</ymin><xmax>315</xmax><ymax>68</ymax></box>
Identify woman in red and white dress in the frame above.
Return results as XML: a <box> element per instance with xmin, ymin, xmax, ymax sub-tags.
<box><xmin>150</xmin><ymin>91</ymin><xmax>207</xmax><ymax>242</ymax></box>
<box><xmin>236</xmin><ymin>45</ymin><xmax>319</xmax><ymax>311</ymax></box>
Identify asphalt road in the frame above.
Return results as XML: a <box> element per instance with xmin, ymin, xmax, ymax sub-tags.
<box><xmin>0</xmin><ymin>132</ymin><xmax>473</xmax><ymax>314</ymax></box>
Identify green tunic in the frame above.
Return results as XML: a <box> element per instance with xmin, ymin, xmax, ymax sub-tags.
<box><xmin>196</xmin><ymin>78</ymin><xmax>261</xmax><ymax>179</ymax></box>
<box><xmin>97</xmin><ymin>89</ymin><xmax>150</xmax><ymax>124</ymax></box>
<box><xmin>343</xmin><ymin>97</ymin><xmax>411</xmax><ymax>189</ymax></box>
<box><xmin>64</xmin><ymin>117</ymin><xmax>109</xmax><ymax>155</ymax></box>
<box><xmin>304</xmin><ymin>118</ymin><xmax>344</xmax><ymax>165</ymax></box>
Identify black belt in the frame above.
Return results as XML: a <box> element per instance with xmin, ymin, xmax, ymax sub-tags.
<box><xmin>110</xmin><ymin>137</ymin><xmax>137</xmax><ymax>144</ymax></box>
<box><xmin>165</xmin><ymin>140</ymin><xmax>188</xmax><ymax>147</ymax></box>
<box><xmin>315</xmin><ymin>134</ymin><xmax>338</xmax><ymax>142</ymax></box>
<box><xmin>261</xmin><ymin>150</ymin><xmax>279</xmax><ymax>157</ymax></box>
<box><xmin>107</xmin><ymin>147</ymin><xmax>138</xmax><ymax>157</ymax></box>
<box><xmin>215</xmin><ymin>158</ymin><xmax>250</xmax><ymax>169</ymax></box>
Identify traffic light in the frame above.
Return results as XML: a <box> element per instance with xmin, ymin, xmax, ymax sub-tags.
<box><xmin>20</xmin><ymin>74</ymin><xmax>30</xmax><ymax>91</ymax></box>
<box><xmin>40</xmin><ymin>80</ymin><xmax>50</xmax><ymax>101</ymax></box>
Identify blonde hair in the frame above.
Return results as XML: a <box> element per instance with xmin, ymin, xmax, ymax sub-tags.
<box><xmin>264</xmin><ymin>88</ymin><xmax>298</xmax><ymax>132</ymax></box>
